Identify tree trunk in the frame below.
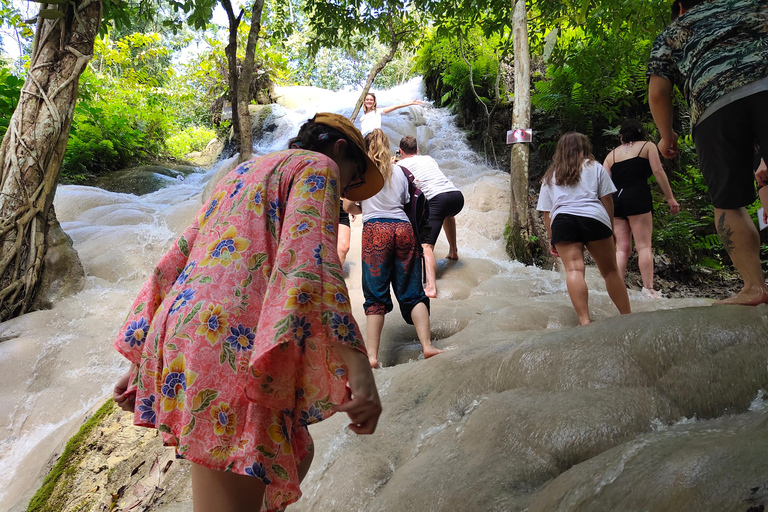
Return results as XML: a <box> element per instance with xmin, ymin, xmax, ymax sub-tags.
<box><xmin>222</xmin><ymin>0</ymin><xmax>243</xmax><ymax>155</ymax></box>
<box><xmin>236</xmin><ymin>0</ymin><xmax>265</xmax><ymax>163</ymax></box>
<box><xmin>508</xmin><ymin>0</ymin><xmax>531</xmax><ymax>258</ymax></box>
<box><xmin>349</xmin><ymin>38</ymin><xmax>400</xmax><ymax>122</ymax></box>
<box><xmin>0</xmin><ymin>0</ymin><xmax>101</xmax><ymax>321</ymax></box>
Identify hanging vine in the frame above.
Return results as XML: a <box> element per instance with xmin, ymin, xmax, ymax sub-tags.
<box><xmin>0</xmin><ymin>0</ymin><xmax>101</xmax><ymax>321</ymax></box>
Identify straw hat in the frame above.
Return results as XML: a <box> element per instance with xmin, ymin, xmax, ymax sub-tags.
<box><xmin>312</xmin><ymin>112</ymin><xmax>384</xmax><ymax>201</ymax></box>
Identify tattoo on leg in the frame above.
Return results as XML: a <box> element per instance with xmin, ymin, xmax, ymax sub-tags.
<box><xmin>716</xmin><ymin>213</ymin><xmax>735</xmax><ymax>255</ymax></box>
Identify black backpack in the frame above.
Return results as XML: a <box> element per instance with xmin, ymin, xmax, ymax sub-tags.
<box><xmin>399</xmin><ymin>165</ymin><xmax>430</xmax><ymax>282</ymax></box>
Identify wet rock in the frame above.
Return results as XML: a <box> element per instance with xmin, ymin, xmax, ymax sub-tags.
<box><xmin>30</xmin><ymin>306</ymin><xmax>768</xmax><ymax>512</ymax></box>
<box><xmin>185</xmin><ymin>138</ymin><xmax>224</xmax><ymax>168</ymax></box>
<box><xmin>95</xmin><ymin>164</ymin><xmax>198</xmax><ymax>196</ymax></box>
<box><xmin>33</xmin><ymin>208</ymin><xmax>85</xmax><ymax>310</ymax></box>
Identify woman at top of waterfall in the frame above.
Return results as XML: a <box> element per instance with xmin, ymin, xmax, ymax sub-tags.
<box><xmin>537</xmin><ymin>132</ymin><xmax>632</xmax><ymax>326</ymax></box>
<box><xmin>359</xmin><ymin>92</ymin><xmax>422</xmax><ymax>136</ymax></box>
<box><xmin>111</xmin><ymin>113</ymin><xmax>384</xmax><ymax>512</ymax></box>
<box><xmin>343</xmin><ymin>129</ymin><xmax>443</xmax><ymax>368</ymax></box>
<box><xmin>603</xmin><ymin>119</ymin><xmax>680</xmax><ymax>299</ymax></box>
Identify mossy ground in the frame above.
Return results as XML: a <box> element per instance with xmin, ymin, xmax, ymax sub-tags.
<box><xmin>26</xmin><ymin>400</ymin><xmax>116</xmax><ymax>512</ymax></box>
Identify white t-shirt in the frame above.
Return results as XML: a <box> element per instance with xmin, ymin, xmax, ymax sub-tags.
<box><xmin>536</xmin><ymin>159</ymin><xmax>617</xmax><ymax>229</ymax></box>
<box><xmin>360</xmin><ymin>108</ymin><xmax>383</xmax><ymax>136</ymax></box>
<box><xmin>397</xmin><ymin>154</ymin><xmax>459</xmax><ymax>201</ymax></box>
<box><xmin>362</xmin><ymin>164</ymin><xmax>410</xmax><ymax>223</ymax></box>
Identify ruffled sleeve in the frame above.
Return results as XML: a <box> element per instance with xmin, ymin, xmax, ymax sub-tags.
<box><xmin>245</xmin><ymin>158</ymin><xmax>366</xmax><ymax>411</ymax></box>
<box><xmin>113</xmin><ymin>219</ymin><xmax>201</xmax><ymax>364</ymax></box>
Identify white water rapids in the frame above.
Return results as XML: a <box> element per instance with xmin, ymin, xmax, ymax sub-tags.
<box><xmin>1</xmin><ymin>78</ymin><xmax>766</xmax><ymax>512</ymax></box>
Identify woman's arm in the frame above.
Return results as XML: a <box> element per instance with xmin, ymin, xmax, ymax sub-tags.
<box><xmin>602</xmin><ymin>152</ymin><xmax>613</xmax><ymax>176</ymax></box>
<box><xmin>542</xmin><ymin>211</ymin><xmax>558</xmax><ymax>257</ymax></box>
<box><xmin>647</xmin><ymin>143</ymin><xmax>680</xmax><ymax>214</ymax></box>
<box><xmin>380</xmin><ymin>99</ymin><xmax>422</xmax><ymax>115</ymax></box>
<box><xmin>331</xmin><ymin>342</ymin><xmax>382</xmax><ymax>434</ymax></box>
<box><xmin>599</xmin><ymin>194</ymin><xmax>615</xmax><ymax>232</ymax></box>
<box><xmin>342</xmin><ymin>198</ymin><xmax>362</xmax><ymax>215</ymax></box>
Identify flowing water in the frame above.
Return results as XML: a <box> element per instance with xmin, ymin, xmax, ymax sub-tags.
<box><xmin>1</xmin><ymin>78</ymin><xmax>767</xmax><ymax>512</ymax></box>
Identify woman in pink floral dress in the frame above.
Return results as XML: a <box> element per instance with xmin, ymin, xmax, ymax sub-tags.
<box><xmin>112</xmin><ymin>113</ymin><xmax>384</xmax><ymax>512</ymax></box>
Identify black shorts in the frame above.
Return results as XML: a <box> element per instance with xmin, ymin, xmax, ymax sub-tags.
<box><xmin>423</xmin><ymin>190</ymin><xmax>464</xmax><ymax>245</ymax></box>
<box><xmin>551</xmin><ymin>213</ymin><xmax>613</xmax><ymax>246</ymax></box>
<box><xmin>339</xmin><ymin>202</ymin><xmax>350</xmax><ymax>228</ymax></box>
<box><xmin>692</xmin><ymin>90</ymin><xmax>768</xmax><ymax>209</ymax></box>
<box><xmin>613</xmin><ymin>185</ymin><xmax>652</xmax><ymax>219</ymax></box>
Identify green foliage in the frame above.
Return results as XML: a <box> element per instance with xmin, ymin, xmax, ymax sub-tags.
<box><xmin>0</xmin><ymin>63</ymin><xmax>22</xmax><ymax>140</ymax></box>
<box><xmin>62</xmin><ymin>90</ymin><xmax>168</xmax><ymax>184</ymax></box>
<box><xmin>416</xmin><ymin>26</ymin><xmax>503</xmax><ymax>111</ymax></box>
<box><xmin>166</xmin><ymin>125</ymin><xmax>217</xmax><ymax>159</ymax></box>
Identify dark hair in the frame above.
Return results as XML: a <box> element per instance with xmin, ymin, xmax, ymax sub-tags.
<box><xmin>619</xmin><ymin>119</ymin><xmax>644</xmax><ymax>143</ymax></box>
<box><xmin>542</xmin><ymin>132</ymin><xmax>594</xmax><ymax>187</ymax></box>
<box><xmin>288</xmin><ymin>120</ymin><xmax>366</xmax><ymax>173</ymax></box>
<box><xmin>679</xmin><ymin>0</ymin><xmax>704</xmax><ymax>9</ymax></box>
<box><xmin>364</xmin><ymin>92</ymin><xmax>377</xmax><ymax>114</ymax></box>
<box><xmin>670</xmin><ymin>0</ymin><xmax>680</xmax><ymax>20</ymax></box>
<box><xmin>399</xmin><ymin>135</ymin><xmax>418</xmax><ymax>155</ymax></box>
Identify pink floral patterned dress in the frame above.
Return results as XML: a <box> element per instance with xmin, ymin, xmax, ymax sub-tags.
<box><xmin>114</xmin><ymin>150</ymin><xmax>366</xmax><ymax>511</ymax></box>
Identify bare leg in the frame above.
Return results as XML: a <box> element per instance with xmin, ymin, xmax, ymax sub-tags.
<box><xmin>555</xmin><ymin>242</ymin><xmax>591</xmax><ymax>325</ymax></box>
<box><xmin>713</xmin><ymin>207</ymin><xmax>768</xmax><ymax>305</ymax></box>
<box><xmin>337</xmin><ymin>224</ymin><xmax>351</xmax><ymax>266</ymax></box>
<box><xmin>365</xmin><ymin>314</ymin><xmax>385</xmax><ymax>368</ymax></box>
<box><xmin>627</xmin><ymin>213</ymin><xmax>658</xmax><ymax>295</ymax></box>
<box><xmin>297</xmin><ymin>442</ymin><xmax>314</xmax><ymax>482</ymax></box>
<box><xmin>613</xmin><ymin>218</ymin><xmax>631</xmax><ymax>279</ymax></box>
<box><xmin>422</xmin><ymin>244</ymin><xmax>437</xmax><ymax>298</ymax></box>
<box><xmin>410</xmin><ymin>302</ymin><xmax>443</xmax><ymax>358</ymax></box>
<box><xmin>443</xmin><ymin>216</ymin><xmax>459</xmax><ymax>260</ymax></box>
<box><xmin>586</xmin><ymin>236</ymin><xmax>632</xmax><ymax>315</ymax></box>
<box><xmin>191</xmin><ymin>461</ymin><xmax>266</xmax><ymax>512</ymax></box>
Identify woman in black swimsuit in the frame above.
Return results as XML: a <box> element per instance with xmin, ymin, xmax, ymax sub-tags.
<box><xmin>603</xmin><ymin>120</ymin><xmax>680</xmax><ymax>298</ymax></box>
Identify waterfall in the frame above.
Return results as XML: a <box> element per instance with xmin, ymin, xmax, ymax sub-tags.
<box><xmin>1</xmin><ymin>78</ymin><xmax>765</xmax><ymax>512</ymax></box>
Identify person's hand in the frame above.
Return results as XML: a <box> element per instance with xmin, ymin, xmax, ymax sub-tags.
<box><xmin>411</xmin><ymin>99</ymin><xmax>423</xmax><ymax>106</ymax></box>
<box><xmin>332</xmin><ymin>347</ymin><xmax>381</xmax><ymax>434</ymax></box>
<box><xmin>657</xmin><ymin>133</ymin><xmax>679</xmax><ymax>159</ymax></box>
<box><xmin>667</xmin><ymin>197</ymin><xmax>680</xmax><ymax>215</ymax></box>
<box><xmin>113</xmin><ymin>366</ymin><xmax>137</xmax><ymax>412</ymax></box>
<box><xmin>549</xmin><ymin>244</ymin><xmax>559</xmax><ymax>258</ymax></box>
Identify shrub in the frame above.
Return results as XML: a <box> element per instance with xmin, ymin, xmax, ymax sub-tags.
<box><xmin>165</xmin><ymin>125</ymin><xmax>217</xmax><ymax>160</ymax></box>
<box><xmin>61</xmin><ymin>91</ymin><xmax>169</xmax><ymax>184</ymax></box>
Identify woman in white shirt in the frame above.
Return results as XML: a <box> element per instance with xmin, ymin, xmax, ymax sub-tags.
<box><xmin>344</xmin><ymin>129</ymin><xmax>443</xmax><ymax>367</ymax></box>
<box><xmin>536</xmin><ymin>132</ymin><xmax>631</xmax><ymax>325</ymax></box>
<box><xmin>359</xmin><ymin>92</ymin><xmax>422</xmax><ymax>135</ymax></box>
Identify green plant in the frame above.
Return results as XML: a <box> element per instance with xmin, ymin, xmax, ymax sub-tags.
<box><xmin>62</xmin><ymin>90</ymin><xmax>169</xmax><ymax>184</ymax></box>
<box><xmin>166</xmin><ymin>125</ymin><xmax>217</xmax><ymax>159</ymax></box>
<box><xmin>0</xmin><ymin>64</ymin><xmax>22</xmax><ymax>140</ymax></box>
<box><xmin>26</xmin><ymin>401</ymin><xmax>116</xmax><ymax>512</ymax></box>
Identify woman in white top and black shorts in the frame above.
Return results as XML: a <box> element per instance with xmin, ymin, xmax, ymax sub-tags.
<box><xmin>537</xmin><ymin>132</ymin><xmax>631</xmax><ymax>326</ymax></box>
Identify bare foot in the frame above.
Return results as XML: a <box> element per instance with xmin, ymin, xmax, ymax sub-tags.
<box><xmin>369</xmin><ymin>357</ymin><xmax>379</xmax><ymax>369</ymax></box>
<box><xmin>642</xmin><ymin>287</ymin><xmax>661</xmax><ymax>299</ymax></box>
<box><xmin>425</xmin><ymin>286</ymin><xmax>437</xmax><ymax>299</ymax></box>
<box><xmin>446</xmin><ymin>250</ymin><xmax>458</xmax><ymax>260</ymax></box>
<box><xmin>423</xmin><ymin>346</ymin><xmax>444</xmax><ymax>359</ymax></box>
<box><xmin>578</xmin><ymin>319</ymin><xmax>591</xmax><ymax>326</ymax></box>
<box><xmin>714</xmin><ymin>286</ymin><xmax>768</xmax><ymax>305</ymax></box>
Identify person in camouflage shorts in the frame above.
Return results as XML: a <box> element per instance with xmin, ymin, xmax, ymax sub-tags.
<box><xmin>648</xmin><ymin>0</ymin><xmax>768</xmax><ymax>305</ymax></box>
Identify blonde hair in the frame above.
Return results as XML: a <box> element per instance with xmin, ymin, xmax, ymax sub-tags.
<box><xmin>542</xmin><ymin>132</ymin><xmax>595</xmax><ymax>187</ymax></box>
<box><xmin>365</xmin><ymin>129</ymin><xmax>392</xmax><ymax>184</ymax></box>
<box><xmin>364</xmin><ymin>92</ymin><xmax>377</xmax><ymax>114</ymax></box>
